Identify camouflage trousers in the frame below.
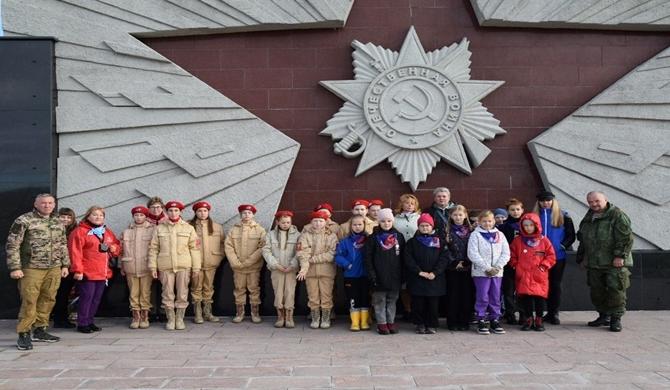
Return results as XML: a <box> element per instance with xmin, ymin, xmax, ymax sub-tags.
<box><xmin>587</xmin><ymin>268</ymin><xmax>631</xmax><ymax>317</ymax></box>
<box><xmin>17</xmin><ymin>267</ymin><xmax>61</xmax><ymax>333</ymax></box>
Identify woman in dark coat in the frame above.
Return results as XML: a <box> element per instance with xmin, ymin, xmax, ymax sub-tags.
<box><xmin>444</xmin><ymin>205</ymin><xmax>476</xmax><ymax>331</ymax></box>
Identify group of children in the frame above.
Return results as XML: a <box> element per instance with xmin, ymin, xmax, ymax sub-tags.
<box><xmin>57</xmin><ymin>190</ymin><xmax>576</xmax><ymax>336</ymax></box>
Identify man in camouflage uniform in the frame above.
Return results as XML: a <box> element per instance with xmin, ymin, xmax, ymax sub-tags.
<box><xmin>6</xmin><ymin>193</ymin><xmax>70</xmax><ymax>350</ymax></box>
<box><xmin>576</xmin><ymin>191</ymin><xmax>633</xmax><ymax>332</ymax></box>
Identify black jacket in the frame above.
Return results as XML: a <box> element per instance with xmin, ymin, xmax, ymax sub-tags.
<box><xmin>445</xmin><ymin>227</ymin><xmax>472</xmax><ymax>271</ymax></box>
<box><xmin>365</xmin><ymin>227</ymin><xmax>405</xmax><ymax>292</ymax></box>
<box><xmin>425</xmin><ymin>202</ymin><xmax>455</xmax><ymax>236</ymax></box>
<box><xmin>404</xmin><ymin>232</ymin><xmax>449</xmax><ymax>297</ymax></box>
<box><xmin>499</xmin><ymin>216</ymin><xmax>521</xmax><ymax>244</ymax></box>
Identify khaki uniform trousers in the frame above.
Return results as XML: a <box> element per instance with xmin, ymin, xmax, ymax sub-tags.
<box><xmin>270</xmin><ymin>270</ymin><xmax>297</xmax><ymax>310</ymax></box>
<box><xmin>587</xmin><ymin>268</ymin><xmax>631</xmax><ymax>317</ymax></box>
<box><xmin>126</xmin><ymin>274</ymin><xmax>153</xmax><ymax>310</ymax></box>
<box><xmin>159</xmin><ymin>270</ymin><xmax>190</xmax><ymax>309</ymax></box>
<box><xmin>190</xmin><ymin>268</ymin><xmax>217</xmax><ymax>303</ymax></box>
<box><xmin>17</xmin><ymin>267</ymin><xmax>61</xmax><ymax>333</ymax></box>
<box><xmin>232</xmin><ymin>271</ymin><xmax>261</xmax><ymax>305</ymax></box>
<box><xmin>306</xmin><ymin>275</ymin><xmax>335</xmax><ymax>310</ymax></box>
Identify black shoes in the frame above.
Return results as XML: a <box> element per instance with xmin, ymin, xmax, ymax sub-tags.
<box><xmin>31</xmin><ymin>327</ymin><xmax>60</xmax><ymax>343</ymax></box>
<box><xmin>587</xmin><ymin>314</ymin><xmax>611</xmax><ymax>327</ymax></box>
<box><xmin>16</xmin><ymin>332</ymin><xmax>33</xmax><ymax>350</ymax></box>
<box><xmin>521</xmin><ymin>317</ymin><xmax>533</xmax><ymax>331</ymax></box>
<box><xmin>490</xmin><ymin>320</ymin><xmax>506</xmax><ymax>334</ymax></box>
<box><xmin>77</xmin><ymin>325</ymin><xmax>93</xmax><ymax>333</ymax></box>
<box><xmin>504</xmin><ymin>313</ymin><xmax>517</xmax><ymax>325</ymax></box>
<box><xmin>543</xmin><ymin>313</ymin><xmax>560</xmax><ymax>325</ymax></box>
<box><xmin>415</xmin><ymin>325</ymin><xmax>425</xmax><ymax>334</ymax></box>
<box><xmin>477</xmin><ymin>320</ymin><xmax>490</xmax><ymax>335</ymax></box>
<box><xmin>609</xmin><ymin>316</ymin><xmax>622</xmax><ymax>332</ymax></box>
<box><xmin>89</xmin><ymin>323</ymin><xmax>102</xmax><ymax>332</ymax></box>
<box><xmin>53</xmin><ymin>320</ymin><xmax>76</xmax><ymax>329</ymax></box>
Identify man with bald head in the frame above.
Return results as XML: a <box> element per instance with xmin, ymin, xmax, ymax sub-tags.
<box><xmin>576</xmin><ymin>191</ymin><xmax>633</xmax><ymax>332</ymax></box>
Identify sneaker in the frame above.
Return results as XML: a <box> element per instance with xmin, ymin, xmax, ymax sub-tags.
<box><xmin>587</xmin><ymin>314</ymin><xmax>610</xmax><ymax>327</ymax></box>
<box><xmin>477</xmin><ymin>320</ymin><xmax>490</xmax><ymax>335</ymax></box>
<box><xmin>377</xmin><ymin>324</ymin><xmax>390</xmax><ymax>335</ymax></box>
<box><xmin>31</xmin><ymin>327</ymin><xmax>60</xmax><ymax>343</ymax></box>
<box><xmin>88</xmin><ymin>323</ymin><xmax>101</xmax><ymax>332</ymax></box>
<box><xmin>77</xmin><ymin>325</ymin><xmax>93</xmax><ymax>334</ymax></box>
<box><xmin>17</xmin><ymin>332</ymin><xmax>33</xmax><ymax>350</ymax></box>
<box><xmin>387</xmin><ymin>323</ymin><xmax>399</xmax><ymax>334</ymax></box>
<box><xmin>490</xmin><ymin>320</ymin><xmax>506</xmax><ymax>334</ymax></box>
<box><xmin>415</xmin><ymin>325</ymin><xmax>426</xmax><ymax>334</ymax></box>
<box><xmin>425</xmin><ymin>327</ymin><xmax>437</xmax><ymax>334</ymax></box>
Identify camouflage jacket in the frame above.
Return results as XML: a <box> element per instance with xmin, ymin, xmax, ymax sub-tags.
<box><xmin>576</xmin><ymin>202</ymin><xmax>633</xmax><ymax>269</ymax></box>
<box><xmin>5</xmin><ymin>210</ymin><xmax>71</xmax><ymax>271</ymax></box>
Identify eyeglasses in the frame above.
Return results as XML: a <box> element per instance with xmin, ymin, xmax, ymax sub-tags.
<box><xmin>149</xmin><ymin>205</ymin><xmax>163</xmax><ymax>209</ymax></box>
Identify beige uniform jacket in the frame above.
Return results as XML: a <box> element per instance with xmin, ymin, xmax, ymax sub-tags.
<box><xmin>337</xmin><ymin>216</ymin><xmax>377</xmax><ymax>239</ymax></box>
<box><xmin>194</xmin><ymin>219</ymin><xmax>225</xmax><ymax>270</ymax></box>
<box><xmin>148</xmin><ymin>219</ymin><xmax>202</xmax><ymax>272</ymax></box>
<box><xmin>297</xmin><ymin>226</ymin><xmax>337</xmax><ymax>278</ymax></box>
<box><xmin>120</xmin><ymin>221</ymin><xmax>155</xmax><ymax>277</ymax></box>
<box><xmin>224</xmin><ymin>221</ymin><xmax>267</xmax><ymax>274</ymax></box>
<box><xmin>262</xmin><ymin>225</ymin><xmax>300</xmax><ymax>271</ymax></box>
<box><xmin>302</xmin><ymin>219</ymin><xmax>339</xmax><ymax>236</ymax></box>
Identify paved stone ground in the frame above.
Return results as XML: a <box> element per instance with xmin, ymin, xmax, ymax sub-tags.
<box><xmin>1</xmin><ymin>311</ymin><xmax>669</xmax><ymax>389</ymax></box>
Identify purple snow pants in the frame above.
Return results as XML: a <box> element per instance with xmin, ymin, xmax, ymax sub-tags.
<box><xmin>473</xmin><ymin>276</ymin><xmax>502</xmax><ymax>321</ymax></box>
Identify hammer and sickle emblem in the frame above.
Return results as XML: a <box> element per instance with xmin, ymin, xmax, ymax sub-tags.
<box><xmin>391</xmin><ymin>85</ymin><xmax>439</xmax><ymax>122</ymax></box>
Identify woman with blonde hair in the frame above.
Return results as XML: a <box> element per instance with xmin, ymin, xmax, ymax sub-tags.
<box><xmin>394</xmin><ymin>194</ymin><xmax>421</xmax><ymax>319</ymax></box>
<box><xmin>533</xmin><ymin>190</ymin><xmax>576</xmax><ymax>325</ymax></box>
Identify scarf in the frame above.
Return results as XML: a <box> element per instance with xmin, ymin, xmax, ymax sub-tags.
<box><xmin>168</xmin><ymin>216</ymin><xmax>181</xmax><ymax>223</ymax></box>
<box><xmin>147</xmin><ymin>212</ymin><xmax>165</xmax><ymax>224</ymax></box>
<box><xmin>351</xmin><ymin>233</ymin><xmax>366</xmax><ymax>250</ymax></box>
<box><xmin>479</xmin><ymin>230</ymin><xmax>498</xmax><ymax>243</ymax></box>
<box><xmin>87</xmin><ymin>224</ymin><xmax>106</xmax><ymax>239</ymax></box>
<box><xmin>377</xmin><ymin>231</ymin><xmax>398</xmax><ymax>251</ymax></box>
<box><xmin>416</xmin><ymin>235</ymin><xmax>440</xmax><ymax>248</ymax></box>
<box><xmin>522</xmin><ymin>237</ymin><xmax>541</xmax><ymax>247</ymax></box>
<box><xmin>450</xmin><ymin>224</ymin><xmax>470</xmax><ymax>239</ymax></box>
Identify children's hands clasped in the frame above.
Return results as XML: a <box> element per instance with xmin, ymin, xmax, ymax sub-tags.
<box><xmin>419</xmin><ymin>271</ymin><xmax>436</xmax><ymax>280</ymax></box>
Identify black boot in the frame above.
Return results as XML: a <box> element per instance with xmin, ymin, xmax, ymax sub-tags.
<box><xmin>587</xmin><ymin>313</ymin><xmax>610</xmax><ymax>327</ymax></box>
<box><xmin>609</xmin><ymin>316</ymin><xmax>622</xmax><ymax>332</ymax></box>
<box><xmin>543</xmin><ymin>312</ymin><xmax>560</xmax><ymax>325</ymax></box>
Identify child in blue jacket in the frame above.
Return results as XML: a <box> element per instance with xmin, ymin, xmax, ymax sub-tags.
<box><xmin>335</xmin><ymin>215</ymin><xmax>370</xmax><ymax>331</ymax></box>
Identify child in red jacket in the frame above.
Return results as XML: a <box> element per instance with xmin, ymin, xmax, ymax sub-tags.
<box><xmin>509</xmin><ymin>213</ymin><xmax>556</xmax><ymax>331</ymax></box>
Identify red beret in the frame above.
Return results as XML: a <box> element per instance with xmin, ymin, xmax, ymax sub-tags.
<box><xmin>274</xmin><ymin>210</ymin><xmax>294</xmax><ymax>219</ymax></box>
<box><xmin>369</xmin><ymin>199</ymin><xmax>384</xmax><ymax>207</ymax></box>
<box><xmin>131</xmin><ymin>206</ymin><xmax>149</xmax><ymax>216</ymax></box>
<box><xmin>351</xmin><ymin>199</ymin><xmax>370</xmax><ymax>208</ymax></box>
<box><xmin>310</xmin><ymin>210</ymin><xmax>330</xmax><ymax>220</ymax></box>
<box><xmin>165</xmin><ymin>201</ymin><xmax>185</xmax><ymax>210</ymax></box>
<box><xmin>238</xmin><ymin>204</ymin><xmax>257</xmax><ymax>214</ymax></box>
<box><xmin>313</xmin><ymin>203</ymin><xmax>334</xmax><ymax>213</ymax></box>
<box><xmin>192</xmin><ymin>201</ymin><xmax>211</xmax><ymax>211</ymax></box>
<box><xmin>417</xmin><ymin>213</ymin><xmax>434</xmax><ymax>227</ymax></box>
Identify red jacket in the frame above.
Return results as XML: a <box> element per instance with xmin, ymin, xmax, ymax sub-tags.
<box><xmin>68</xmin><ymin>221</ymin><xmax>120</xmax><ymax>281</ymax></box>
<box><xmin>509</xmin><ymin>213</ymin><xmax>556</xmax><ymax>298</ymax></box>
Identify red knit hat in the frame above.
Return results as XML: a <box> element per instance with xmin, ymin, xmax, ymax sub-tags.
<box><xmin>165</xmin><ymin>201</ymin><xmax>185</xmax><ymax>211</ymax></box>
<box><xmin>131</xmin><ymin>206</ymin><xmax>149</xmax><ymax>216</ymax></box>
<box><xmin>417</xmin><ymin>213</ymin><xmax>434</xmax><ymax>227</ymax></box>
<box><xmin>238</xmin><ymin>204</ymin><xmax>257</xmax><ymax>214</ymax></box>
<box><xmin>369</xmin><ymin>199</ymin><xmax>384</xmax><ymax>207</ymax></box>
<box><xmin>351</xmin><ymin>199</ymin><xmax>370</xmax><ymax>208</ymax></box>
<box><xmin>274</xmin><ymin>210</ymin><xmax>294</xmax><ymax>219</ymax></box>
<box><xmin>313</xmin><ymin>203</ymin><xmax>334</xmax><ymax>213</ymax></box>
<box><xmin>192</xmin><ymin>201</ymin><xmax>211</xmax><ymax>211</ymax></box>
<box><xmin>310</xmin><ymin>210</ymin><xmax>330</xmax><ymax>220</ymax></box>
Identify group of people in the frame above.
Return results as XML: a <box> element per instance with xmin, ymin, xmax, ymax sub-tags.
<box><xmin>6</xmin><ymin>187</ymin><xmax>634</xmax><ymax>351</ymax></box>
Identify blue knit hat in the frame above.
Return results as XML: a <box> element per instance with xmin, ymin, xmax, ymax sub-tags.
<box><xmin>493</xmin><ymin>208</ymin><xmax>508</xmax><ymax>218</ymax></box>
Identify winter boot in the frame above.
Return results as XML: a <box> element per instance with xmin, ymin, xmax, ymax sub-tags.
<box><xmin>609</xmin><ymin>316</ymin><xmax>622</xmax><ymax>332</ymax></box>
<box><xmin>130</xmin><ymin>310</ymin><xmax>141</xmax><ymax>329</ymax></box>
<box><xmin>349</xmin><ymin>310</ymin><xmax>361</xmax><ymax>331</ymax></box>
<box><xmin>139</xmin><ymin>310</ymin><xmax>150</xmax><ymax>329</ymax></box>
<box><xmin>165</xmin><ymin>308</ymin><xmax>176</xmax><ymax>331</ymax></box>
<box><xmin>175</xmin><ymin>308</ymin><xmax>186</xmax><ymax>330</ymax></box>
<box><xmin>534</xmin><ymin>316</ymin><xmax>545</xmax><ymax>332</ymax></box>
<box><xmin>251</xmin><ymin>304</ymin><xmax>262</xmax><ymax>323</ymax></box>
<box><xmin>16</xmin><ymin>332</ymin><xmax>33</xmax><ymax>350</ymax></box>
<box><xmin>377</xmin><ymin>323</ymin><xmax>390</xmax><ymax>335</ymax></box>
<box><xmin>521</xmin><ymin>316</ymin><xmax>534</xmax><ymax>331</ymax></box>
<box><xmin>193</xmin><ymin>301</ymin><xmax>204</xmax><ymax>324</ymax></box>
<box><xmin>310</xmin><ymin>309</ymin><xmax>321</xmax><ymax>329</ymax></box>
<box><xmin>587</xmin><ymin>313</ymin><xmax>611</xmax><ymax>327</ymax></box>
<box><xmin>203</xmin><ymin>302</ymin><xmax>220</xmax><ymax>322</ymax></box>
<box><xmin>284</xmin><ymin>309</ymin><xmax>295</xmax><ymax>328</ymax></box>
<box><xmin>232</xmin><ymin>305</ymin><xmax>245</xmax><ymax>323</ymax></box>
<box><xmin>274</xmin><ymin>309</ymin><xmax>285</xmax><ymax>328</ymax></box>
<box><xmin>320</xmin><ymin>309</ymin><xmax>331</xmax><ymax>329</ymax></box>
<box><xmin>360</xmin><ymin>309</ymin><xmax>370</xmax><ymax>330</ymax></box>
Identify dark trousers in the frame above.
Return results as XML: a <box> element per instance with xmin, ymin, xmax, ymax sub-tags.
<box><xmin>77</xmin><ymin>280</ymin><xmax>105</xmax><ymax>326</ymax></box>
<box><xmin>411</xmin><ymin>295</ymin><xmax>439</xmax><ymax>328</ymax></box>
<box><xmin>518</xmin><ymin>294</ymin><xmax>546</xmax><ymax>317</ymax></box>
<box><xmin>344</xmin><ymin>277</ymin><xmax>370</xmax><ymax>309</ymax></box>
<box><xmin>445</xmin><ymin>270</ymin><xmax>475</xmax><ymax>327</ymax></box>
<box><xmin>547</xmin><ymin>260</ymin><xmax>566</xmax><ymax>315</ymax></box>
<box><xmin>52</xmin><ymin>273</ymin><xmax>75</xmax><ymax>323</ymax></box>
<box><xmin>502</xmin><ymin>265</ymin><xmax>517</xmax><ymax>316</ymax></box>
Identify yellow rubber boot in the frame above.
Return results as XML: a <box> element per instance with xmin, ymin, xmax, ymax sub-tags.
<box><xmin>350</xmin><ymin>310</ymin><xmax>361</xmax><ymax>331</ymax></box>
<box><xmin>360</xmin><ymin>309</ymin><xmax>370</xmax><ymax>330</ymax></box>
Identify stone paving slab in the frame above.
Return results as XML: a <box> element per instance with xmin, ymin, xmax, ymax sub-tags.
<box><xmin>0</xmin><ymin>311</ymin><xmax>669</xmax><ymax>389</ymax></box>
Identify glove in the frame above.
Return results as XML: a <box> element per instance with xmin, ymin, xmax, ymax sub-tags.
<box><xmin>485</xmin><ymin>267</ymin><xmax>499</xmax><ymax>277</ymax></box>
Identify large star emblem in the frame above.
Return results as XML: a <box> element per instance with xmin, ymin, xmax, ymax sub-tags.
<box><xmin>320</xmin><ymin>27</ymin><xmax>506</xmax><ymax>190</ymax></box>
